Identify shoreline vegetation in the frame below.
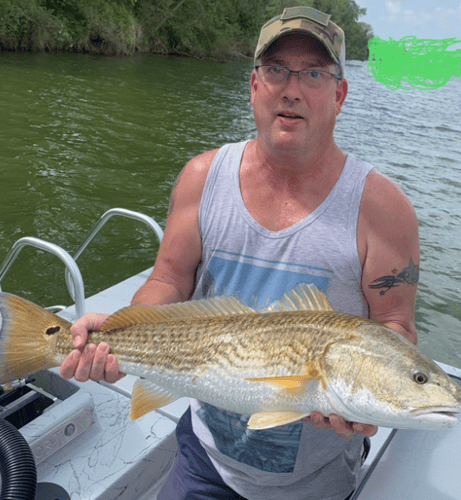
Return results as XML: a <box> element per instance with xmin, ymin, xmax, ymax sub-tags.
<box><xmin>0</xmin><ymin>0</ymin><xmax>373</xmax><ymax>61</ymax></box>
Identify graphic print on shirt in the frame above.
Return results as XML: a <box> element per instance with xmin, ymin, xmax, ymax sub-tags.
<box><xmin>196</xmin><ymin>249</ymin><xmax>334</xmax><ymax>473</ymax></box>
<box><xmin>197</xmin><ymin>249</ymin><xmax>333</xmax><ymax>309</ymax></box>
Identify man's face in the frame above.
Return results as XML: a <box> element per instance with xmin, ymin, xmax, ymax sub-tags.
<box><xmin>250</xmin><ymin>33</ymin><xmax>348</xmax><ymax>158</ymax></box>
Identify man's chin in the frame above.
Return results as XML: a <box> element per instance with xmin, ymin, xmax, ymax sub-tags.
<box><xmin>270</xmin><ymin>134</ymin><xmax>309</xmax><ymax>153</ymax></box>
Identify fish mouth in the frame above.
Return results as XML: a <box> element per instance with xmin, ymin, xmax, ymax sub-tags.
<box><xmin>410</xmin><ymin>405</ymin><xmax>460</xmax><ymax>416</ymax></box>
<box><xmin>409</xmin><ymin>406</ymin><xmax>461</xmax><ymax>428</ymax></box>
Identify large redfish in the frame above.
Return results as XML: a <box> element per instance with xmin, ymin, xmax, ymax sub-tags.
<box><xmin>0</xmin><ymin>284</ymin><xmax>460</xmax><ymax>430</ymax></box>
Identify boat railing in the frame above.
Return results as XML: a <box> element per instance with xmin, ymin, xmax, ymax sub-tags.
<box><xmin>0</xmin><ymin>208</ymin><xmax>164</xmax><ymax>319</ymax></box>
<box><xmin>64</xmin><ymin>208</ymin><xmax>164</xmax><ymax>302</ymax></box>
<box><xmin>0</xmin><ymin>237</ymin><xmax>86</xmax><ymax>318</ymax></box>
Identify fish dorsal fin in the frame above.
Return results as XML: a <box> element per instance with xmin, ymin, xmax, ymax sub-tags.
<box><xmin>130</xmin><ymin>379</ymin><xmax>178</xmax><ymax>421</ymax></box>
<box><xmin>248</xmin><ymin>411</ymin><xmax>308</xmax><ymax>430</ymax></box>
<box><xmin>263</xmin><ymin>284</ymin><xmax>333</xmax><ymax>313</ymax></box>
<box><xmin>102</xmin><ymin>296</ymin><xmax>256</xmax><ymax>331</ymax></box>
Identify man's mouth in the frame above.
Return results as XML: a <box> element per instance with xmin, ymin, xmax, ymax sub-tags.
<box><xmin>277</xmin><ymin>112</ymin><xmax>303</xmax><ymax>120</ymax></box>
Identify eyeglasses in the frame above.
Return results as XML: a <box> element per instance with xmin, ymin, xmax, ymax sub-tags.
<box><xmin>255</xmin><ymin>65</ymin><xmax>340</xmax><ymax>89</ymax></box>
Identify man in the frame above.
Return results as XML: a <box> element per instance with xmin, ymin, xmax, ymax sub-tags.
<box><xmin>61</xmin><ymin>6</ymin><xmax>420</xmax><ymax>500</ymax></box>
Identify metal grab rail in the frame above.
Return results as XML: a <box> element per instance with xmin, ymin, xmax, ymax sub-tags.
<box><xmin>65</xmin><ymin>208</ymin><xmax>164</xmax><ymax>302</ymax></box>
<box><xmin>0</xmin><ymin>237</ymin><xmax>86</xmax><ymax>318</ymax></box>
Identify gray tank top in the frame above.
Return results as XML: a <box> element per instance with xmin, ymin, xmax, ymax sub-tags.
<box><xmin>190</xmin><ymin>141</ymin><xmax>373</xmax><ymax>500</ymax></box>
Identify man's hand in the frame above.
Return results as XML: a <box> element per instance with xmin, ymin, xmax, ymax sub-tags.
<box><xmin>59</xmin><ymin>313</ymin><xmax>125</xmax><ymax>383</ymax></box>
<box><xmin>303</xmin><ymin>412</ymin><xmax>378</xmax><ymax>439</ymax></box>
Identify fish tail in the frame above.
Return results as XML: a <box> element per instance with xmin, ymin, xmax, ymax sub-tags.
<box><xmin>0</xmin><ymin>292</ymin><xmax>72</xmax><ymax>383</ymax></box>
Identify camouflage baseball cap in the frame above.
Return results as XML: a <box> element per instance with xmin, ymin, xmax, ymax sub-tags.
<box><xmin>254</xmin><ymin>6</ymin><xmax>346</xmax><ymax>78</ymax></box>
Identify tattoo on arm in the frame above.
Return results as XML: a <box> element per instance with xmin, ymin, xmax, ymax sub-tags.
<box><xmin>369</xmin><ymin>258</ymin><xmax>419</xmax><ymax>296</ymax></box>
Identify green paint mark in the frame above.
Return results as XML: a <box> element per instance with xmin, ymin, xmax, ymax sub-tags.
<box><xmin>367</xmin><ymin>36</ymin><xmax>461</xmax><ymax>91</ymax></box>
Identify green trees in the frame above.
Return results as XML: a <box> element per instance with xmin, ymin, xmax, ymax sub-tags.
<box><xmin>0</xmin><ymin>0</ymin><xmax>372</xmax><ymax>60</ymax></box>
<box><xmin>136</xmin><ymin>0</ymin><xmax>267</xmax><ymax>58</ymax></box>
<box><xmin>0</xmin><ymin>0</ymin><xmax>140</xmax><ymax>53</ymax></box>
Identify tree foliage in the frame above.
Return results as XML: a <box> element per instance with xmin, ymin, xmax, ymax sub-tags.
<box><xmin>0</xmin><ymin>0</ymin><xmax>141</xmax><ymax>53</ymax></box>
<box><xmin>135</xmin><ymin>0</ymin><xmax>267</xmax><ymax>58</ymax></box>
<box><xmin>0</xmin><ymin>0</ymin><xmax>373</xmax><ymax>60</ymax></box>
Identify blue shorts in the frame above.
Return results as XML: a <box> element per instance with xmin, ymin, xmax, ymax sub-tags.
<box><xmin>157</xmin><ymin>407</ymin><xmax>356</xmax><ymax>500</ymax></box>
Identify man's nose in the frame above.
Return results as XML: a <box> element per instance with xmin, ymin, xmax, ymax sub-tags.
<box><xmin>282</xmin><ymin>72</ymin><xmax>303</xmax><ymax>101</ymax></box>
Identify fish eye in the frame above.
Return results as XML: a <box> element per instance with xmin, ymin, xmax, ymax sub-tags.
<box><xmin>413</xmin><ymin>371</ymin><xmax>428</xmax><ymax>384</ymax></box>
<box><xmin>46</xmin><ymin>326</ymin><xmax>61</xmax><ymax>336</ymax></box>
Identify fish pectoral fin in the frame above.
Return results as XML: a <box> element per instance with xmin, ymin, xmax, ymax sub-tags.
<box><xmin>130</xmin><ymin>379</ymin><xmax>178</xmax><ymax>421</ymax></box>
<box><xmin>248</xmin><ymin>411</ymin><xmax>308</xmax><ymax>430</ymax></box>
<box><xmin>246</xmin><ymin>375</ymin><xmax>311</xmax><ymax>394</ymax></box>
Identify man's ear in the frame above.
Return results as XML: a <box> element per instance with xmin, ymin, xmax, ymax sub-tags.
<box><xmin>250</xmin><ymin>70</ymin><xmax>258</xmax><ymax>107</ymax></box>
<box><xmin>335</xmin><ymin>78</ymin><xmax>348</xmax><ymax>115</ymax></box>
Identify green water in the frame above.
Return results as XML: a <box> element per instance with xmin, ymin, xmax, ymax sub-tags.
<box><xmin>1</xmin><ymin>53</ymin><xmax>460</xmax><ymax>369</ymax></box>
<box><xmin>0</xmin><ymin>52</ymin><xmax>255</xmax><ymax>300</ymax></box>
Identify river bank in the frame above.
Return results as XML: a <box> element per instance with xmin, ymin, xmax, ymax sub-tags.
<box><xmin>0</xmin><ymin>0</ymin><xmax>263</xmax><ymax>59</ymax></box>
<box><xmin>0</xmin><ymin>0</ymin><xmax>371</xmax><ymax>60</ymax></box>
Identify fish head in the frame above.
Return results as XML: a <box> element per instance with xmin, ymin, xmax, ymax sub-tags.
<box><xmin>322</xmin><ymin>324</ymin><xmax>461</xmax><ymax>430</ymax></box>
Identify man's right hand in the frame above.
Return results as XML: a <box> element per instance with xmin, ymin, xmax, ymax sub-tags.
<box><xmin>59</xmin><ymin>313</ymin><xmax>125</xmax><ymax>383</ymax></box>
